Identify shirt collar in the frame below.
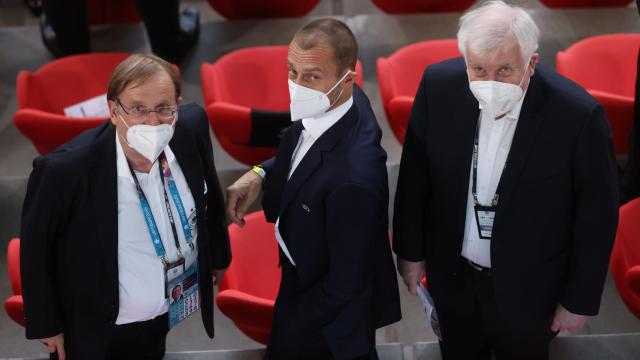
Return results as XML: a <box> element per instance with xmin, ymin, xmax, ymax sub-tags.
<box><xmin>302</xmin><ymin>96</ymin><xmax>353</xmax><ymax>140</ymax></box>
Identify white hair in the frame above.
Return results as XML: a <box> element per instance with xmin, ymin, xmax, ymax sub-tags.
<box><xmin>457</xmin><ymin>1</ymin><xmax>540</xmax><ymax>64</ymax></box>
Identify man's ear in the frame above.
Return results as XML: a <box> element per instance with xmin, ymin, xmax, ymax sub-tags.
<box><xmin>528</xmin><ymin>53</ymin><xmax>539</xmax><ymax>76</ymax></box>
<box><xmin>346</xmin><ymin>70</ymin><xmax>357</xmax><ymax>85</ymax></box>
<box><xmin>177</xmin><ymin>96</ymin><xmax>183</xmax><ymax>106</ymax></box>
<box><xmin>108</xmin><ymin>100</ymin><xmax>118</xmax><ymax>126</ymax></box>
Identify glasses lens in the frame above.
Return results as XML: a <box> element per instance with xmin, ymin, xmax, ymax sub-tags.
<box><xmin>158</xmin><ymin>108</ymin><xmax>176</xmax><ymax>120</ymax></box>
<box><xmin>130</xmin><ymin>108</ymin><xmax>148</xmax><ymax>119</ymax></box>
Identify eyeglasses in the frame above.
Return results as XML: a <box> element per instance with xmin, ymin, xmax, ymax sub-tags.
<box><xmin>116</xmin><ymin>98</ymin><xmax>177</xmax><ymax>121</ymax></box>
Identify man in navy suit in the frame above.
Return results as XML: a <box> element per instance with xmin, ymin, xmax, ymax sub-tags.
<box><xmin>393</xmin><ymin>2</ymin><xmax>618</xmax><ymax>360</ymax></box>
<box><xmin>227</xmin><ymin>18</ymin><xmax>401</xmax><ymax>360</ymax></box>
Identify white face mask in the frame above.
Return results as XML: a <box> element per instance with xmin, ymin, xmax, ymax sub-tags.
<box><xmin>118</xmin><ymin>112</ymin><xmax>176</xmax><ymax>163</ymax></box>
<box><xmin>468</xmin><ymin>57</ymin><xmax>531</xmax><ymax>119</ymax></box>
<box><xmin>288</xmin><ymin>71</ymin><xmax>351</xmax><ymax>121</ymax></box>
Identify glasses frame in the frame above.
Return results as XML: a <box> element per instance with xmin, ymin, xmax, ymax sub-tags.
<box><xmin>116</xmin><ymin>98</ymin><xmax>177</xmax><ymax>121</ymax></box>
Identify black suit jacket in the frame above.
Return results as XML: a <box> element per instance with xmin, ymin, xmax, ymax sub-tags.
<box><xmin>261</xmin><ymin>86</ymin><xmax>401</xmax><ymax>359</ymax></box>
<box><xmin>393</xmin><ymin>58</ymin><xmax>618</xmax><ymax>325</ymax></box>
<box><xmin>20</xmin><ymin>103</ymin><xmax>231</xmax><ymax>358</ymax></box>
<box><xmin>620</xmin><ymin>47</ymin><xmax>640</xmax><ymax>204</ymax></box>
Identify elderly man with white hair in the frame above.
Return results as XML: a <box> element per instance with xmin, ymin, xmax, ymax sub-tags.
<box><xmin>393</xmin><ymin>1</ymin><xmax>618</xmax><ymax>359</ymax></box>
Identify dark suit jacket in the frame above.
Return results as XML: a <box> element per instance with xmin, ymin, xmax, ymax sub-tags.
<box><xmin>261</xmin><ymin>86</ymin><xmax>401</xmax><ymax>359</ymax></box>
<box><xmin>393</xmin><ymin>58</ymin><xmax>618</xmax><ymax>327</ymax></box>
<box><xmin>620</xmin><ymin>47</ymin><xmax>640</xmax><ymax>204</ymax></box>
<box><xmin>20</xmin><ymin>103</ymin><xmax>231</xmax><ymax>358</ymax></box>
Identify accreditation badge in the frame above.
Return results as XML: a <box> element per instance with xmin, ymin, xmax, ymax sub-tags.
<box><xmin>474</xmin><ymin>204</ymin><xmax>496</xmax><ymax>240</ymax></box>
<box><xmin>167</xmin><ymin>263</ymin><xmax>199</xmax><ymax>329</ymax></box>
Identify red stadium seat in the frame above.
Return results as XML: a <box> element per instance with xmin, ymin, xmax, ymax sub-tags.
<box><xmin>5</xmin><ymin>238</ymin><xmax>25</xmax><ymax>327</ymax></box>
<box><xmin>611</xmin><ymin>198</ymin><xmax>640</xmax><ymax>319</ymax></box>
<box><xmin>88</xmin><ymin>0</ymin><xmax>140</xmax><ymax>25</ymax></box>
<box><xmin>207</xmin><ymin>0</ymin><xmax>320</xmax><ymax>19</ymax></box>
<box><xmin>539</xmin><ymin>0</ymin><xmax>633</xmax><ymax>8</ymax></box>
<box><xmin>216</xmin><ymin>211</ymin><xmax>281</xmax><ymax>344</ymax></box>
<box><xmin>14</xmin><ymin>53</ymin><xmax>179</xmax><ymax>154</ymax></box>
<box><xmin>556</xmin><ymin>34</ymin><xmax>640</xmax><ymax>155</ymax></box>
<box><xmin>376</xmin><ymin>39</ymin><xmax>461</xmax><ymax>144</ymax></box>
<box><xmin>371</xmin><ymin>0</ymin><xmax>475</xmax><ymax>13</ymax></box>
<box><xmin>201</xmin><ymin>45</ymin><xmax>363</xmax><ymax>165</ymax></box>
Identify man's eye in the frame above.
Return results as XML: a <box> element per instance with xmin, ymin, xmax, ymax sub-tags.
<box><xmin>131</xmin><ymin>106</ymin><xmax>146</xmax><ymax>113</ymax></box>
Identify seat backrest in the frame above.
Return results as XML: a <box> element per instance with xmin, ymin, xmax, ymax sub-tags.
<box><xmin>556</xmin><ymin>34</ymin><xmax>640</xmax><ymax>98</ymax></box>
<box><xmin>206</xmin><ymin>46</ymin><xmax>290</xmax><ymax>111</ymax></box>
<box><xmin>17</xmin><ymin>53</ymin><xmax>131</xmax><ymax>114</ymax></box>
<box><xmin>224</xmin><ymin>211</ymin><xmax>281</xmax><ymax>300</ymax></box>
<box><xmin>381</xmin><ymin>39</ymin><xmax>461</xmax><ymax>100</ymax></box>
<box><xmin>204</xmin><ymin>45</ymin><xmax>365</xmax><ymax>111</ymax></box>
<box><xmin>7</xmin><ymin>238</ymin><xmax>21</xmax><ymax>296</ymax></box>
<box><xmin>371</xmin><ymin>0</ymin><xmax>475</xmax><ymax>13</ymax></box>
<box><xmin>539</xmin><ymin>0</ymin><xmax>633</xmax><ymax>8</ymax></box>
<box><xmin>89</xmin><ymin>0</ymin><xmax>140</xmax><ymax>24</ymax></box>
<box><xmin>207</xmin><ymin>0</ymin><xmax>320</xmax><ymax>19</ymax></box>
<box><xmin>615</xmin><ymin>198</ymin><xmax>640</xmax><ymax>267</ymax></box>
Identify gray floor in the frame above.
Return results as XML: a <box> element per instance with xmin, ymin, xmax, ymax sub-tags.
<box><xmin>1</xmin><ymin>0</ymin><xmax>640</xmax><ymax>358</ymax></box>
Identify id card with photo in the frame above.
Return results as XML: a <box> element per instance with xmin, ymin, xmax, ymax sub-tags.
<box><xmin>474</xmin><ymin>204</ymin><xmax>496</xmax><ymax>240</ymax></box>
<box><xmin>167</xmin><ymin>264</ymin><xmax>199</xmax><ymax>329</ymax></box>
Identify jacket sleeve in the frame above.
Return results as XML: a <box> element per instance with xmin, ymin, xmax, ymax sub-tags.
<box><xmin>260</xmin><ymin>157</ymin><xmax>276</xmax><ymax>174</ymax></box>
<box><xmin>291</xmin><ymin>183</ymin><xmax>382</xmax><ymax>331</ymax></box>
<box><xmin>392</xmin><ymin>70</ymin><xmax>430</xmax><ymax>262</ymax></box>
<box><xmin>20</xmin><ymin>157</ymin><xmax>65</xmax><ymax>339</ymax></box>
<box><xmin>562</xmin><ymin>104</ymin><xmax>619</xmax><ymax>315</ymax></box>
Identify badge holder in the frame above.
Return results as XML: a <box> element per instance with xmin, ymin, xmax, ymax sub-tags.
<box><xmin>474</xmin><ymin>204</ymin><xmax>496</xmax><ymax>240</ymax></box>
<box><xmin>166</xmin><ymin>259</ymin><xmax>199</xmax><ymax>329</ymax></box>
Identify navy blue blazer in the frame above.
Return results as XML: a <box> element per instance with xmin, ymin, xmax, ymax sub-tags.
<box><xmin>261</xmin><ymin>86</ymin><xmax>401</xmax><ymax>359</ymax></box>
<box><xmin>393</xmin><ymin>58</ymin><xmax>618</xmax><ymax>325</ymax></box>
<box><xmin>20</xmin><ymin>103</ymin><xmax>230</xmax><ymax>358</ymax></box>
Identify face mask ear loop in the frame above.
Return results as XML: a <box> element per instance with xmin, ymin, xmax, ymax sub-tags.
<box><xmin>325</xmin><ymin>70</ymin><xmax>352</xmax><ymax>108</ymax></box>
<box><xmin>325</xmin><ymin>70</ymin><xmax>352</xmax><ymax>97</ymax></box>
<box><xmin>117</xmin><ymin>111</ymin><xmax>136</xmax><ymax>149</ymax></box>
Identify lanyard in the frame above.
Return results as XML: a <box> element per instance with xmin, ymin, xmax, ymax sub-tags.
<box><xmin>471</xmin><ymin>118</ymin><xmax>511</xmax><ymax>207</ymax></box>
<box><xmin>129</xmin><ymin>151</ymin><xmax>194</xmax><ymax>267</ymax></box>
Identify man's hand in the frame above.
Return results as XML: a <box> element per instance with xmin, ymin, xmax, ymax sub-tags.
<box><xmin>212</xmin><ymin>268</ymin><xmax>227</xmax><ymax>286</ymax></box>
<box><xmin>40</xmin><ymin>333</ymin><xmax>65</xmax><ymax>360</ymax></box>
<box><xmin>226</xmin><ymin>170</ymin><xmax>263</xmax><ymax>227</ymax></box>
<box><xmin>397</xmin><ymin>258</ymin><xmax>426</xmax><ymax>296</ymax></box>
<box><xmin>551</xmin><ymin>304</ymin><xmax>588</xmax><ymax>333</ymax></box>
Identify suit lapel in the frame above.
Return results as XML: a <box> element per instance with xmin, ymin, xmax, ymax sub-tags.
<box><xmin>169</xmin><ymin>122</ymin><xmax>205</xmax><ymax>211</ymax></box>
<box><xmin>494</xmin><ymin>73</ymin><xmax>546</xmax><ymax>228</ymax></box>
<box><xmin>262</xmin><ymin>121</ymin><xmax>303</xmax><ymax>221</ymax></box>
<box><xmin>278</xmin><ymin>106</ymin><xmax>357</xmax><ymax>216</ymax></box>
<box><xmin>89</xmin><ymin>123</ymin><xmax>119</xmax><ymax>300</ymax></box>
<box><xmin>450</xmin><ymin>87</ymin><xmax>481</xmax><ymax>243</ymax></box>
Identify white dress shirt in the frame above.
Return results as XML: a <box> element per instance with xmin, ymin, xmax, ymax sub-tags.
<box><xmin>461</xmin><ymin>94</ymin><xmax>526</xmax><ymax>268</ymax></box>
<box><xmin>115</xmin><ymin>136</ymin><xmax>198</xmax><ymax>324</ymax></box>
<box><xmin>275</xmin><ymin>97</ymin><xmax>354</xmax><ymax>266</ymax></box>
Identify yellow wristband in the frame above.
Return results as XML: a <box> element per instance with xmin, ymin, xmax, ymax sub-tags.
<box><xmin>252</xmin><ymin>165</ymin><xmax>266</xmax><ymax>179</ymax></box>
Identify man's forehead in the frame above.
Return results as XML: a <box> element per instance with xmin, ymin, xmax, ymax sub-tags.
<box><xmin>288</xmin><ymin>41</ymin><xmax>334</xmax><ymax>70</ymax></box>
<box><xmin>467</xmin><ymin>49</ymin><xmax>521</xmax><ymax>67</ymax></box>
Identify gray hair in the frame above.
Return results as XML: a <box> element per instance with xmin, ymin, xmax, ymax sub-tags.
<box><xmin>457</xmin><ymin>1</ymin><xmax>539</xmax><ymax>64</ymax></box>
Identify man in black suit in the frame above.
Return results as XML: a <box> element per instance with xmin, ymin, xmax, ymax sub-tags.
<box><xmin>393</xmin><ymin>2</ymin><xmax>618</xmax><ymax>360</ymax></box>
<box><xmin>21</xmin><ymin>53</ymin><xmax>230</xmax><ymax>359</ymax></box>
<box><xmin>619</xmin><ymin>0</ymin><xmax>640</xmax><ymax>204</ymax></box>
<box><xmin>226</xmin><ymin>19</ymin><xmax>401</xmax><ymax>360</ymax></box>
